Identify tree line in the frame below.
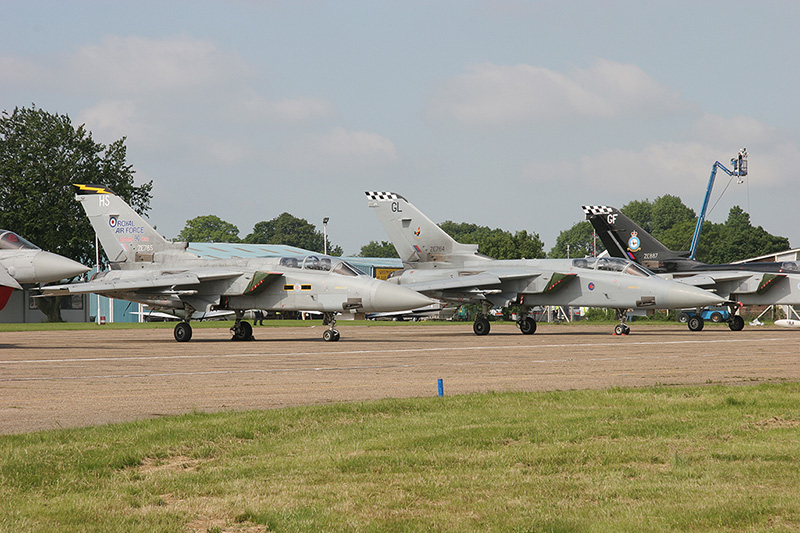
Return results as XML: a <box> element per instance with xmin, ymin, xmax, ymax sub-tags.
<box><xmin>2</xmin><ymin>106</ymin><xmax>791</xmax><ymax>274</ymax></box>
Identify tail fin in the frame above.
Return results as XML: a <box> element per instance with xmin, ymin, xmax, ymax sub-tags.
<box><xmin>582</xmin><ymin>205</ymin><xmax>687</xmax><ymax>270</ymax></box>
<box><xmin>365</xmin><ymin>192</ymin><xmax>482</xmax><ymax>266</ymax></box>
<box><xmin>73</xmin><ymin>184</ymin><xmax>190</xmax><ymax>264</ymax></box>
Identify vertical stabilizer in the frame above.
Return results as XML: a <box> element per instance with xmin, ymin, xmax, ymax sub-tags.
<box><xmin>73</xmin><ymin>184</ymin><xmax>189</xmax><ymax>264</ymax></box>
<box><xmin>583</xmin><ymin>205</ymin><xmax>693</xmax><ymax>271</ymax></box>
<box><xmin>366</xmin><ymin>192</ymin><xmax>481</xmax><ymax>266</ymax></box>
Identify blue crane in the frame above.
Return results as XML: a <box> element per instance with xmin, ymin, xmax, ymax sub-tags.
<box><xmin>688</xmin><ymin>149</ymin><xmax>748</xmax><ymax>259</ymax></box>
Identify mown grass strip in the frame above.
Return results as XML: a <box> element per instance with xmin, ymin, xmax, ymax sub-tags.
<box><xmin>1</xmin><ymin>384</ymin><xmax>799</xmax><ymax>532</ymax></box>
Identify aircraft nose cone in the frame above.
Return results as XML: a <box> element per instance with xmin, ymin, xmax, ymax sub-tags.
<box><xmin>370</xmin><ymin>281</ymin><xmax>434</xmax><ymax>312</ymax></box>
<box><xmin>667</xmin><ymin>283</ymin><xmax>725</xmax><ymax>309</ymax></box>
<box><xmin>32</xmin><ymin>252</ymin><xmax>89</xmax><ymax>284</ymax></box>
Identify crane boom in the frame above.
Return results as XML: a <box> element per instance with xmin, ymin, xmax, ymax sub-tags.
<box><xmin>688</xmin><ymin>149</ymin><xmax>748</xmax><ymax>259</ymax></box>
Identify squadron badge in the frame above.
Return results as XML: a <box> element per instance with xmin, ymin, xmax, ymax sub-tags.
<box><xmin>627</xmin><ymin>231</ymin><xmax>641</xmax><ymax>252</ymax></box>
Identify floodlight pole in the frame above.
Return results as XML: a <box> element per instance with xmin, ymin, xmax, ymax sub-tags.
<box><xmin>95</xmin><ymin>235</ymin><xmax>100</xmax><ymax>325</ymax></box>
<box><xmin>323</xmin><ymin>217</ymin><xmax>330</xmax><ymax>255</ymax></box>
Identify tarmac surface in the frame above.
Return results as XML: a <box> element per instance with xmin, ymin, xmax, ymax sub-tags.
<box><xmin>2</xmin><ymin>322</ymin><xmax>799</xmax><ymax>434</ymax></box>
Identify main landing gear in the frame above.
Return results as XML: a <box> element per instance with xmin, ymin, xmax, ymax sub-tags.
<box><xmin>473</xmin><ymin>302</ymin><xmax>492</xmax><ymax>336</ymax></box>
<box><xmin>230</xmin><ymin>310</ymin><xmax>254</xmax><ymax>341</ymax></box>
<box><xmin>322</xmin><ymin>312</ymin><xmax>341</xmax><ymax>342</ymax></box>
<box><xmin>472</xmin><ymin>302</ymin><xmax>538</xmax><ymax>336</ymax></box>
<box><xmin>174</xmin><ymin>321</ymin><xmax>192</xmax><ymax>342</ymax></box>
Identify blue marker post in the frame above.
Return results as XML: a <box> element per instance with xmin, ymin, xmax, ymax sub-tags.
<box><xmin>437</xmin><ymin>378</ymin><xmax>444</xmax><ymax>397</ymax></box>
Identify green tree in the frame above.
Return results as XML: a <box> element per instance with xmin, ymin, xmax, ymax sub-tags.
<box><xmin>0</xmin><ymin>105</ymin><xmax>152</xmax><ymax>321</ymax></box>
<box><xmin>621</xmin><ymin>195</ymin><xmax>695</xmax><ymax>241</ymax></box>
<box><xmin>549</xmin><ymin>220</ymin><xmax>605</xmax><ymax>258</ymax></box>
<box><xmin>650</xmin><ymin>195</ymin><xmax>695</xmax><ymax>238</ymax></box>
<box><xmin>620</xmin><ymin>199</ymin><xmax>653</xmax><ymax>234</ymax></box>
<box><xmin>359</xmin><ymin>240</ymin><xmax>399</xmax><ymax>258</ymax></box>
<box><xmin>177</xmin><ymin>215</ymin><xmax>241</xmax><ymax>243</ymax></box>
<box><xmin>716</xmin><ymin>206</ymin><xmax>789</xmax><ymax>263</ymax></box>
<box><xmin>438</xmin><ymin>221</ymin><xmax>545</xmax><ymax>260</ymax></box>
<box><xmin>244</xmin><ymin>213</ymin><xmax>343</xmax><ymax>256</ymax></box>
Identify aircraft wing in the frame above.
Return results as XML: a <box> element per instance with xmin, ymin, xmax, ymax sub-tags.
<box><xmin>39</xmin><ymin>269</ymin><xmax>245</xmax><ymax>296</ymax></box>
<box><xmin>401</xmin><ymin>270</ymin><xmax>539</xmax><ymax>293</ymax></box>
<box><xmin>670</xmin><ymin>271</ymin><xmax>757</xmax><ymax>287</ymax></box>
<box><xmin>39</xmin><ymin>272</ymin><xmax>202</xmax><ymax>295</ymax></box>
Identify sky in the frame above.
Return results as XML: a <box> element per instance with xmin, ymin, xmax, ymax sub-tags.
<box><xmin>3</xmin><ymin>1</ymin><xmax>800</xmax><ymax>256</ymax></box>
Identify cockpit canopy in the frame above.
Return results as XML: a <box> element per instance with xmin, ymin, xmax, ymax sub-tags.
<box><xmin>278</xmin><ymin>255</ymin><xmax>360</xmax><ymax>277</ymax></box>
<box><xmin>0</xmin><ymin>230</ymin><xmax>39</xmax><ymax>251</ymax></box>
<box><xmin>572</xmin><ymin>257</ymin><xmax>652</xmax><ymax>277</ymax></box>
<box><xmin>779</xmin><ymin>262</ymin><xmax>800</xmax><ymax>272</ymax></box>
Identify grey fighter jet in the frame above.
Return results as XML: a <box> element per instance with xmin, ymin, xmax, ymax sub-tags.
<box><xmin>366</xmin><ymin>192</ymin><xmax>726</xmax><ymax>336</ymax></box>
<box><xmin>41</xmin><ymin>185</ymin><xmax>432</xmax><ymax>342</ymax></box>
<box><xmin>583</xmin><ymin>205</ymin><xmax>800</xmax><ymax>331</ymax></box>
<box><xmin>0</xmin><ymin>229</ymin><xmax>89</xmax><ymax>310</ymax></box>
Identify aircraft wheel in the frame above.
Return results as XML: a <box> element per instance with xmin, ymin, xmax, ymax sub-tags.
<box><xmin>174</xmin><ymin>322</ymin><xmax>192</xmax><ymax>342</ymax></box>
<box><xmin>473</xmin><ymin>317</ymin><xmax>491</xmax><ymax>336</ymax></box>
<box><xmin>519</xmin><ymin>317</ymin><xmax>537</xmax><ymax>335</ymax></box>
<box><xmin>729</xmin><ymin>316</ymin><xmax>745</xmax><ymax>331</ymax></box>
<box><xmin>614</xmin><ymin>324</ymin><xmax>630</xmax><ymax>335</ymax></box>
<box><xmin>323</xmin><ymin>329</ymin><xmax>340</xmax><ymax>342</ymax></box>
<box><xmin>677</xmin><ymin>312</ymin><xmax>690</xmax><ymax>324</ymax></box>
<box><xmin>710</xmin><ymin>312</ymin><xmax>724</xmax><ymax>323</ymax></box>
<box><xmin>232</xmin><ymin>321</ymin><xmax>253</xmax><ymax>341</ymax></box>
<box><xmin>688</xmin><ymin>316</ymin><xmax>704</xmax><ymax>332</ymax></box>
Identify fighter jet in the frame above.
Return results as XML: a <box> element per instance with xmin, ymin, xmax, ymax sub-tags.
<box><xmin>365</xmin><ymin>192</ymin><xmax>726</xmax><ymax>336</ymax></box>
<box><xmin>41</xmin><ymin>185</ymin><xmax>432</xmax><ymax>342</ymax></box>
<box><xmin>583</xmin><ymin>205</ymin><xmax>800</xmax><ymax>331</ymax></box>
<box><xmin>0</xmin><ymin>229</ymin><xmax>89</xmax><ymax>310</ymax></box>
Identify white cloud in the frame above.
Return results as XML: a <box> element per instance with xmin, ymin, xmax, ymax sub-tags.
<box><xmin>429</xmin><ymin>59</ymin><xmax>687</xmax><ymax>124</ymax></box>
<box><xmin>78</xmin><ymin>99</ymin><xmax>141</xmax><ymax>140</ymax></box>
<box><xmin>66</xmin><ymin>35</ymin><xmax>250</xmax><ymax>96</ymax></box>
<box><xmin>232</xmin><ymin>94</ymin><xmax>337</xmax><ymax>123</ymax></box>
<box><xmin>0</xmin><ymin>55</ymin><xmax>42</xmax><ymax>85</ymax></box>
<box><xmin>689</xmin><ymin>114</ymin><xmax>777</xmax><ymax>146</ymax></box>
<box><xmin>284</xmin><ymin>127</ymin><xmax>398</xmax><ymax>171</ymax></box>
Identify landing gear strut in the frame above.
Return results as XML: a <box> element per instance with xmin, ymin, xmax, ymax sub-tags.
<box><xmin>322</xmin><ymin>312</ymin><xmax>341</xmax><ymax>342</ymax></box>
<box><xmin>614</xmin><ymin>309</ymin><xmax>631</xmax><ymax>335</ymax></box>
<box><xmin>727</xmin><ymin>303</ymin><xmax>745</xmax><ymax>331</ymax></box>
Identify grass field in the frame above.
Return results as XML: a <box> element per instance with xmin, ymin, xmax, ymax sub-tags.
<box><xmin>2</xmin><ymin>384</ymin><xmax>799</xmax><ymax>532</ymax></box>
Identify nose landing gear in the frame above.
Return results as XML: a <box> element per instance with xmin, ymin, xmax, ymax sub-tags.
<box><xmin>323</xmin><ymin>312</ymin><xmax>341</xmax><ymax>342</ymax></box>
